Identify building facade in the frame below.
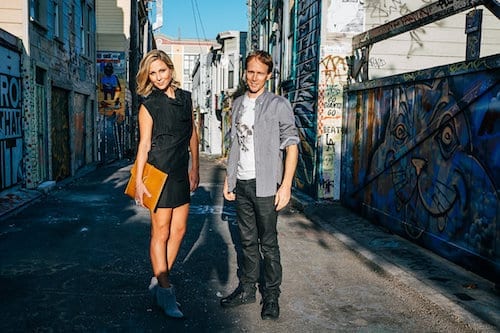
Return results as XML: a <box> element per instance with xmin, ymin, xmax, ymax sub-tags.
<box><xmin>342</xmin><ymin>0</ymin><xmax>500</xmax><ymax>284</ymax></box>
<box><xmin>207</xmin><ymin>31</ymin><xmax>247</xmax><ymax>156</ymax></box>
<box><xmin>191</xmin><ymin>52</ymin><xmax>216</xmax><ymax>154</ymax></box>
<box><xmin>0</xmin><ymin>28</ymin><xmax>22</xmax><ymax>192</ymax></box>
<box><xmin>0</xmin><ymin>0</ymin><xmax>97</xmax><ymax>191</ymax></box>
<box><xmin>0</xmin><ymin>0</ymin><xmax>155</xmax><ymax>194</ymax></box>
<box><xmin>154</xmin><ymin>34</ymin><xmax>216</xmax><ymax>91</ymax></box>
<box><xmin>247</xmin><ymin>0</ymin><xmax>499</xmax><ymax>282</ymax></box>
<box><xmin>248</xmin><ymin>0</ymin><xmax>500</xmax><ymax>201</ymax></box>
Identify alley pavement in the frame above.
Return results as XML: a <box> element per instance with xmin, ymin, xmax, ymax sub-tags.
<box><xmin>0</xmin><ymin>154</ymin><xmax>498</xmax><ymax>332</ymax></box>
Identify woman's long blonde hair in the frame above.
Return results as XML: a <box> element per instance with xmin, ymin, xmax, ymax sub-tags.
<box><xmin>136</xmin><ymin>49</ymin><xmax>180</xmax><ymax>96</ymax></box>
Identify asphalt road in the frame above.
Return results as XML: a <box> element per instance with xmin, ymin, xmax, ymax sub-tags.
<box><xmin>0</xmin><ymin>155</ymin><xmax>497</xmax><ymax>332</ymax></box>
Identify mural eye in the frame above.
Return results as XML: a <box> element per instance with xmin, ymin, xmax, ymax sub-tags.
<box><xmin>441</xmin><ymin>126</ymin><xmax>454</xmax><ymax>145</ymax></box>
<box><xmin>393</xmin><ymin>124</ymin><xmax>408</xmax><ymax>142</ymax></box>
<box><xmin>435</xmin><ymin>115</ymin><xmax>458</xmax><ymax>159</ymax></box>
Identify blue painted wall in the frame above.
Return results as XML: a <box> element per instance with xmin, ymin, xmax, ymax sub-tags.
<box><xmin>0</xmin><ymin>29</ymin><xmax>22</xmax><ymax>191</ymax></box>
<box><xmin>284</xmin><ymin>0</ymin><xmax>321</xmax><ymax>199</ymax></box>
<box><xmin>342</xmin><ymin>55</ymin><xmax>500</xmax><ymax>283</ymax></box>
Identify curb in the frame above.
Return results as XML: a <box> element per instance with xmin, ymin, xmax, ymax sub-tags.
<box><xmin>0</xmin><ymin>188</ymin><xmax>44</xmax><ymax>221</ymax></box>
<box><xmin>0</xmin><ymin>161</ymin><xmax>103</xmax><ymax>222</ymax></box>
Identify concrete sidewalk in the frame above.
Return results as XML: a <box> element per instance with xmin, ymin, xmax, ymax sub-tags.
<box><xmin>292</xmin><ymin>192</ymin><xmax>500</xmax><ymax>332</ymax></box>
<box><xmin>0</xmin><ymin>187</ymin><xmax>42</xmax><ymax>221</ymax></box>
<box><xmin>0</xmin><ymin>163</ymin><xmax>99</xmax><ymax>222</ymax></box>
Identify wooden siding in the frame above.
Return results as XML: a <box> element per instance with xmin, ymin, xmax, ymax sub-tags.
<box><xmin>96</xmin><ymin>0</ymin><xmax>130</xmax><ymax>37</ymax></box>
<box><xmin>0</xmin><ymin>3</ymin><xmax>26</xmax><ymax>45</ymax></box>
<box><xmin>97</xmin><ymin>33</ymin><xmax>127</xmax><ymax>51</ymax></box>
<box><xmin>361</xmin><ymin>1</ymin><xmax>500</xmax><ymax>78</ymax></box>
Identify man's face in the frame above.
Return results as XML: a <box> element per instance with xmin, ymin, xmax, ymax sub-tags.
<box><xmin>245</xmin><ymin>58</ymin><xmax>272</xmax><ymax>98</ymax></box>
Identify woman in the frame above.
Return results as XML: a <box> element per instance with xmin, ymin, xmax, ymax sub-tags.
<box><xmin>134</xmin><ymin>49</ymin><xmax>199</xmax><ymax>318</ymax></box>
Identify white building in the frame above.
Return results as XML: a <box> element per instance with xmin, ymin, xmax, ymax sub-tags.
<box><xmin>207</xmin><ymin>31</ymin><xmax>248</xmax><ymax>157</ymax></box>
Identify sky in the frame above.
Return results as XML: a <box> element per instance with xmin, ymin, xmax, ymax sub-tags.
<box><xmin>152</xmin><ymin>0</ymin><xmax>249</xmax><ymax>40</ymax></box>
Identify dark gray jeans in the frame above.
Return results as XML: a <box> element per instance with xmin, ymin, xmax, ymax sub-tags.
<box><xmin>235</xmin><ymin>179</ymin><xmax>282</xmax><ymax>294</ymax></box>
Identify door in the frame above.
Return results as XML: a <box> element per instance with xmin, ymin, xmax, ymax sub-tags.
<box><xmin>51</xmin><ymin>87</ymin><xmax>71</xmax><ymax>181</ymax></box>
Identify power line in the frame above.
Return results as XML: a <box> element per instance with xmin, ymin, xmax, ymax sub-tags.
<box><xmin>191</xmin><ymin>0</ymin><xmax>208</xmax><ymax>41</ymax></box>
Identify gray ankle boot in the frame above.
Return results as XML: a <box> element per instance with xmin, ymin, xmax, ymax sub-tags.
<box><xmin>148</xmin><ymin>276</ymin><xmax>159</xmax><ymax>297</ymax></box>
<box><xmin>156</xmin><ymin>285</ymin><xmax>184</xmax><ymax>318</ymax></box>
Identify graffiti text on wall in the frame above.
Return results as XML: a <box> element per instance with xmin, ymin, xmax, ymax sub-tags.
<box><xmin>0</xmin><ymin>74</ymin><xmax>20</xmax><ymax>108</ymax></box>
<box><xmin>317</xmin><ymin>54</ymin><xmax>347</xmax><ymax>199</ymax></box>
<box><xmin>0</xmin><ymin>74</ymin><xmax>21</xmax><ymax>139</ymax></box>
<box><xmin>364</xmin><ymin>0</ymin><xmax>429</xmax><ymax>57</ymax></box>
<box><xmin>0</xmin><ymin>72</ymin><xmax>22</xmax><ymax>190</ymax></box>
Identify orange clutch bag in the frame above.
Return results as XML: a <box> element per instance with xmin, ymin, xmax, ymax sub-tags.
<box><xmin>124</xmin><ymin>161</ymin><xmax>168</xmax><ymax>210</ymax></box>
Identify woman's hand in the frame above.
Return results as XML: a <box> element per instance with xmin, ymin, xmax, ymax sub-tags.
<box><xmin>135</xmin><ymin>182</ymin><xmax>151</xmax><ymax>207</ymax></box>
<box><xmin>189</xmin><ymin>168</ymin><xmax>200</xmax><ymax>193</ymax></box>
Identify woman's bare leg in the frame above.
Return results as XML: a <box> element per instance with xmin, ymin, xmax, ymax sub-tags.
<box><xmin>149</xmin><ymin>203</ymin><xmax>189</xmax><ymax>288</ymax></box>
<box><xmin>166</xmin><ymin>203</ymin><xmax>189</xmax><ymax>272</ymax></box>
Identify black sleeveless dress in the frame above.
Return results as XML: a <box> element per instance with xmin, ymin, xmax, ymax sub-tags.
<box><xmin>141</xmin><ymin>88</ymin><xmax>193</xmax><ymax>210</ymax></box>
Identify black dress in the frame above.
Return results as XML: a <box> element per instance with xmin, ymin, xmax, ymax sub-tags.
<box><xmin>141</xmin><ymin>88</ymin><xmax>193</xmax><ymax>210</ymax></box>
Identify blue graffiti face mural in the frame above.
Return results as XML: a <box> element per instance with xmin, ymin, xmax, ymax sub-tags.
<box><xmin>366</xmin><ymin>75</ymin><xmax>499</xmax><ymax>262</ymax></box>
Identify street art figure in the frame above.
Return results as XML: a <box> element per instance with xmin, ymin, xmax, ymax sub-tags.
<box><xmin>367</xmin><ymin>78</ymin><xmax>498</xmax><ymax>260</ymax></box>
<box><xmin>101</xmin><ymin>63</ymin><xmax>121</xmax><ymax>100</ymax></box>
<box><xmin>97</xmin><ymin>54</ymin><xmax>127</xmax><ymax>162</ymax></box>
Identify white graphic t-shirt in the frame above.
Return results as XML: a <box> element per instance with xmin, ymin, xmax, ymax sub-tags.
<box><xmin>236</xmin><ymin>95</ymin><xmax>256</xmax><ymax>180</ymax></box>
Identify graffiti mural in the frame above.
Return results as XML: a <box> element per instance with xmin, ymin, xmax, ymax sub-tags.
<box><xmin>97</xmin><ymin>52</ymin><xmax>125</xmax><ymax>117</ymax></box>
<box><xmin>317</xmin><ymin>54</ymin><xmax>348</xmax><ymax>199</ymax></box>
<box><xmin>343</xmin><ymin>58</ymin><xmax>500</xmax><ymax>282</ymax></box>
<box><xmin>0</xmin><ymin>72</ymin><xmax>22</xmax><ymax>190</ymax></box>
<box><xmin>0</xmin><ymin>31</ymin><xmax>22</xmax><ymax>191</ymax></box>
<box><xmin>289</xmin><ymin>0</ymin><xmax>322</xmax><ymax>198</ymax></box>
<box><xmin>97</xmin><ymin>51</ymin><xmax>126</xmax><ymax>162</ymax></box>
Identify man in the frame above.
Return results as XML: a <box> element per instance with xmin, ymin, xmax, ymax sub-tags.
<box><xmin>221</xmin><ymin>50</ymin><xmax>299</xmax><ymax>320</ymax></box>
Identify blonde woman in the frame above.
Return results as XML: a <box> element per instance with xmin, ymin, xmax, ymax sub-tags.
<box><xmin>134</xmin><ymin>49</ymin><xmax>199</xmax><ymax>318</ymax></box>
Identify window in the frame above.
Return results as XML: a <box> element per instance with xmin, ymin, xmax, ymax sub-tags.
<box><xmin>228</xmin><ymin>54</ymin><xmax>234</xmax><ymax>89</ymax></box>
<box><xmin>183</xmin><ymin>54</ymin><xmax>198</xmax><ymax>76</ymax></box>
<box><xmin>80</xmin><ymin>1</ymin><xmax>94</xmax><ymax>57</ymax></box>
<box><xmin>80</xmin><ymin>1</ymin><xmax>87</xmax><ymax>54</ymax></box>
<box><xmin>183</xmin><ymin>54</ymin><xmax>198</xmax><ymax>90</ymax></box>
<box><xmin>283</xmin><ymin>1</ymin><xmax>294</xmax><ymax>79</ymax></box>
<box><xmin>259</xmin><ymin>19</ymin><xmax>268</xmax><ymax>51</ymax></box>
<box><xmin>30</xmin><ymin>0</ymin><xmax>47</xmax><ymax>26</ymax></box>
<box><xmin>36</xmin><ymin>66</ymin><xmax>46</xmax><ymax>85</ymax></box>
<box><xmin>30</xmin><ymin>0</ymin><xmax>40</xmax><ymax>21</ymax></box>
<box><xmin>54</xmin><ymin>0</ymin><xmax>63</xmax><ymax>39</ymax></box>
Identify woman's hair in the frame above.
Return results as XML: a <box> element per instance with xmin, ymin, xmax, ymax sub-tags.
<box><xmin>245</xmin><ymin>50</ymin><xmax>273</xmax><ymax>74</ymax></box>
<box><xmin>136</xmin><ymin>49</ymin><xmax>180</xmax><ymax>96</ymax></box>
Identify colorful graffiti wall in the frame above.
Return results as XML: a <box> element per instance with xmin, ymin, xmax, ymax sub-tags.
<box><xmin>97</xmin><ymin>51</ymin><xmax>126</xmax><ymax>162</ymax></box>
<box><xmin>287</xmin><ymin>0</ymin><xmax>321</xmax><ymax>199</ymax></box>
<box><xmin>97</xmin><ymin>51</ymin><xmax>126</xmax><ymax>118</ymax></box>
<box><xmin>0</xmin><ymin>42</ymin><xmax>22</xmax><ymax>191</ymax></box>
<box><xmin>317</xmin><ymin>0</ymin><xmax>363</xmax><ymax>200</ymax></box>
<box><xmin>317</xmin><ymin>53</ymin><xmax>347</xmax><ymax>199</ymax></box>
<box><xmin>342</xmin><ymin>55</ymin><xmax>500</xmax><ymax>282</ymax></box>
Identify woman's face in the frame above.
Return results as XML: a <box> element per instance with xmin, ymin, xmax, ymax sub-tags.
<box><xmin>148</xmin><ymin>59</ymin><xmax>172</xmax><ymax>90</ymax></box>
